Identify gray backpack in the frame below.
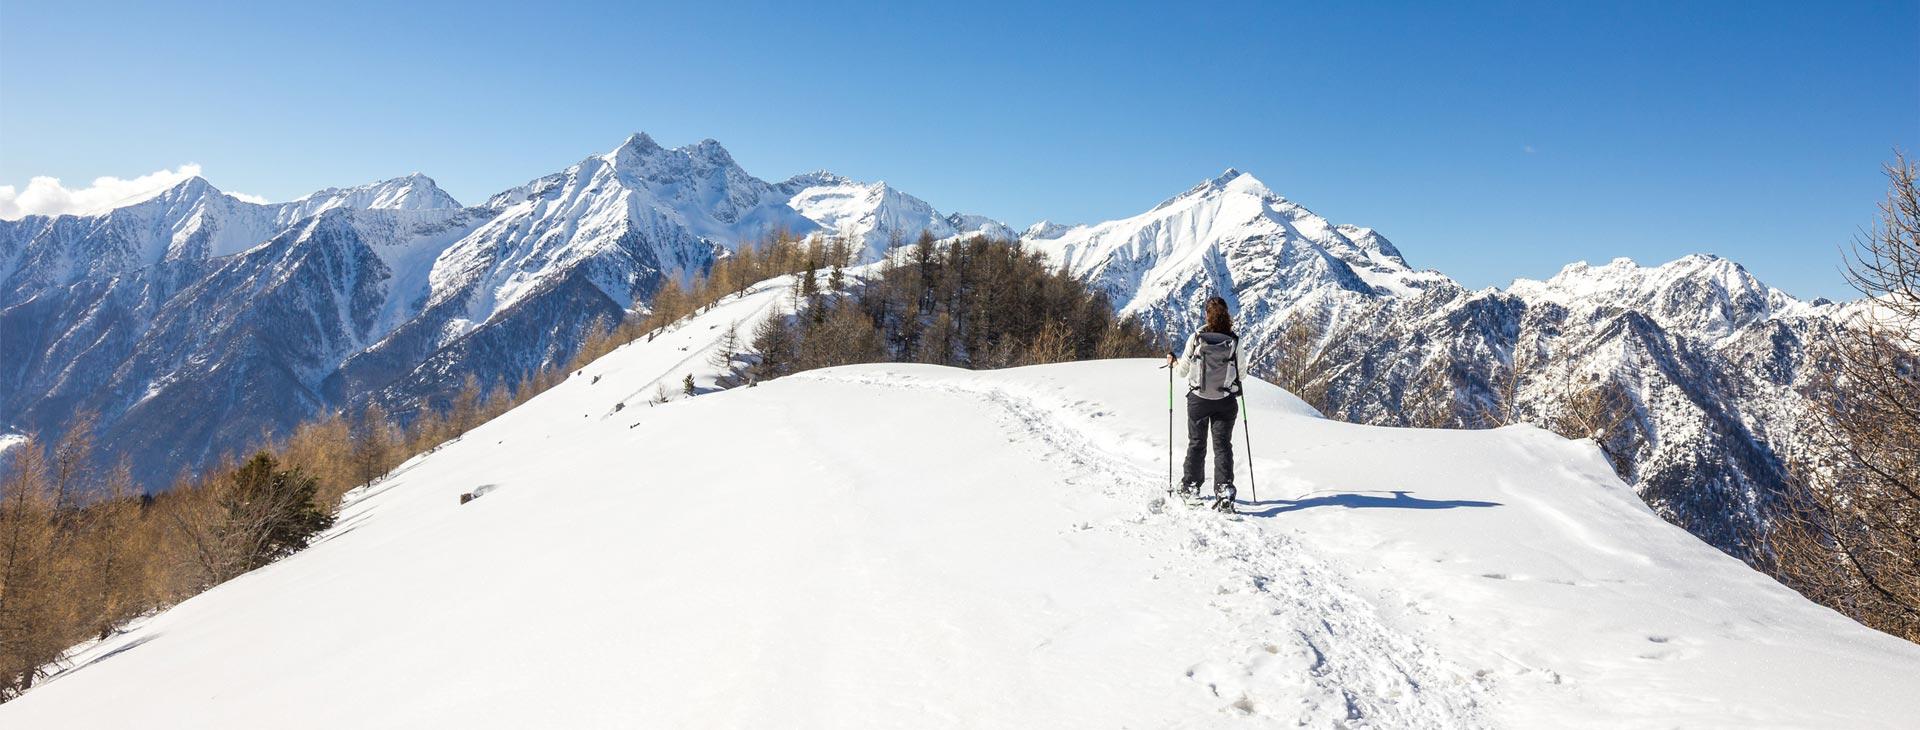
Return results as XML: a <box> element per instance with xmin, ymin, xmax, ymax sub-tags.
<box><xmin>1187</xmin><ymin>332</ymin><xmax>1242</xmax><ymax>400</ymax></box>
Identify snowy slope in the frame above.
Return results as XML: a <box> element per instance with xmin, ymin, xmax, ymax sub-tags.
<box><xmin>7</xmin><ymin>297</ymin><xmax>1917</xmax><ymax>728</ymax></box>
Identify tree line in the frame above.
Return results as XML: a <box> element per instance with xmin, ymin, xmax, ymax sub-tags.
<box><xmin>745</xmin><ymin>233</ymin><xmax>1164</xmax><ymax>382</ymax></box>
<box><xmin>564</xmin><ymin>228</ymin><xmax>855</xmax><ymax>371</ymax></box>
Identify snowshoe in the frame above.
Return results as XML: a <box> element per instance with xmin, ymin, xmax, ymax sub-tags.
<box><xmin>1172</xmin><ymin>481</ymin><xmax>1203</xmax><ymax>508</ymax></box>
<box><xmin>1210</xmin><ymin>484</ymin><xmax>1238</xmax><ymax>513</ymax></box>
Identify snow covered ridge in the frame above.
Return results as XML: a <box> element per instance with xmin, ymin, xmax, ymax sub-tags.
<box><xmin>1506</xmin><ymin>254</ymin><xmax>1828</xmax><ymax>344</ymax></box>
<box><xmin>1006</xmin><ymin>166</ymin><xmax>1846</xmax><ymax>565</ymax></box>
<box><xmin>0</xmin><ymin>133</ymin><xmax>1010</xmax><ymax>490</ymax></box>
<box><xmin>0</xmin><ymin>172</ymin><xmax>464</xmax><ymax>302</ymax></box>
<box><xmin>0</xmin><ymin>132</ymin><xmax>1859</xmax><ymax>568</ymax></box>
<box><xmin>1018</xmin><ymin>166</ymin><xmax>1455</xmax><ymax>347</ymax></box>
<box><xmin>5</xmin><ymin>347</ymin><xmax>1916</xmax><ymax>727</ymax></box>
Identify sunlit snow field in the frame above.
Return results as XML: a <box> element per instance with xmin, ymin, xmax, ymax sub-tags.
<box><xmin>8</xmin><ymin>283</ymin><xmax>1919</xmax><ymax>729</ymax></box>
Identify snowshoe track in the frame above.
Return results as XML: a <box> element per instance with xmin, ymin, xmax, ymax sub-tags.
<box><xmin>804</xmin><ymin>371</ymin><xmax>1491</xmax><ymax>728</ymax></box>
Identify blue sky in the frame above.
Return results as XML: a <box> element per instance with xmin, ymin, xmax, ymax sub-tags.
<box><xmin>2</xmin><ymin>0</ymin><xmax>1914</xmax><ymax>300</ymax></box>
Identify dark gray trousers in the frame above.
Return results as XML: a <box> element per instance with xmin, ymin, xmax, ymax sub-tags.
<box><xmin>1182</xmin><ymin>393</ymin><xmax>1237</xmax><ymax>487</ymax></box>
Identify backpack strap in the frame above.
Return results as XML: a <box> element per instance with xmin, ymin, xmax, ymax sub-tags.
<box><xmin>1227</xmin><ymin>333</ymin><xmax>1243</xmax><ymax>395</ymax></box>
<box><xmin>1186</xmin><ymin>331</ymin><xmax>1209</xmax><ymax>396</ymax></box>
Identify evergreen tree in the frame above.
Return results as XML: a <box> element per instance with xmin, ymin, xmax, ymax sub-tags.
<box><xmin>749</xmin><ymin>315</ymin><xmax>797</xmax><ymax>383</ymax></box>
<box><xmin>217</xmin><ymin>452</ymin><xmax>334</xmax><ymax>577</ymax></box>
<box><xmin>800</xmin><ymin>261</ymin><xmax>819</xmax><ymax>298</ymax></box>
<box><xmin>711</xmin><ymin>324</ymin><xmax>746</xmax><ymax>388</ymax></box>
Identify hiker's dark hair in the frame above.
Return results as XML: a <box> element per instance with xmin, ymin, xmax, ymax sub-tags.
<box><xmin>1203</xmin><ymin>296</ymin><xmax>1234</xmax><ymax>336</ymax></box>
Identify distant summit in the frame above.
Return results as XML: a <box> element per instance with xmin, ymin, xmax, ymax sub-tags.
<box><xmin>0</xmin><ymin>132</ymin><xmax>1854</xmax><ymax>567</ymax></box>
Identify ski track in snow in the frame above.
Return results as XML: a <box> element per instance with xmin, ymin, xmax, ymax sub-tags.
<box><xmin>802</xmin><ymin>371</ymin><xmax>1490</xmax><ymax>728</ymax></box>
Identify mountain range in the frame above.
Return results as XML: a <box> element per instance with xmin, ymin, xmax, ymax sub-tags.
<box><xmin>1023</xmin><ymin>172</ymin><xmax>1844</xmax><ymax>557</ymax></box>
<box><xmin>0</xmin><ymin>133</ymin><xmax>1845</xmax><ymax>561</ymax></box>
<box><xmin>8</xmin><ymin>354</ymin><xmax>1916</xmax><ymax>727</ymax></box>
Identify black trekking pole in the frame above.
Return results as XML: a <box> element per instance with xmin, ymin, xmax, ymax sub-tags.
<box><xmin>1240</xmin><ymin>394</ymin><xmax>1257</xmax><ymax>505</ymax></box>
<box><xmin>1164</xmin><ymin>359</ymin><xmax>1174</xmax><ymax>498</ymax></box>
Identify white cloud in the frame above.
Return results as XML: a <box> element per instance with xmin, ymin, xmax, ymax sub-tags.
<box><xmin>1523</xmin><ymin>145</ymin><xmax>1537</xmax><ymax>154</ymax></box>
<box><xmin>0</xmin><ymin>164</ymin><xmax>268</xmax><ymax>220</ymax></box>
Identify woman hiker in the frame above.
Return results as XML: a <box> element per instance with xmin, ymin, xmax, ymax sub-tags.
<box><xmin>1166</xmin><ymin>296</ymin><xmax>1246</xmax><ymax>508</ymax></box>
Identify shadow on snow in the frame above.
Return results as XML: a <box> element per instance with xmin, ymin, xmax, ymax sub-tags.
<box><xmin>1239</xmin><ymin>490</ymin><xmax>1502</xmax><ymax>517</ymax></box>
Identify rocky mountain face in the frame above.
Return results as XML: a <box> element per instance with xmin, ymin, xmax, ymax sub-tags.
<box><xmin>0</xmin><ymin>134</ymin><xmax>996</xmax><ymax>486</ymax></box>
<box><xmin>1306</xmin><ymin>265</ymin><xmax>1838</xmax><ymax>557</ymax></box>
<box><xmin>1028</xmin><ymin>172</ymin><xmax>1838</xmax><ymax>559</ymax></box>
<box><xmin>0</xmin><ymin>138</ymin><xmax>1845</xmax><ymax>562</ymax></box>
<box><xmin>780</xmin><ymin>171</ymin><xmax>1013</xmax><ymax>261</ymax></box>
<box><xmin>1022</xmin><ymin>169</ymin><xmax>1453</xmax><ymax>356</ymax></box>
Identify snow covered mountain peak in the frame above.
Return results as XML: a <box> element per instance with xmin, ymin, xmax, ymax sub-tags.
<box><xmin>82</xmin><ymin>174</ymin><xmax>231</xmax><ymax>215</ymax></box>
<box><xmin>1149</xmin><ymin>167</ymin><xmax>1278</xmax><ymax>214</ymax></box>
<box><xmin>779</xmin><ymin>168</ymin><xmax>1012</xmax><ymax>261</ymax></box>
<box><xmin>286</xmin><ymin>173</ymin><xmax>463</xmax><ymax>215</ymax></box>
<box><xmin>610</xmin><ymin>130</ymin><xmax>664</xmax><ymax>158</ymax></box>
<box><xmin>1509</xmin><ymin>253</ymin><xmax>1812</xmax><ymax>341</ymax></box>
<box><xmin>406</xmin><ymin>133</ymin><xmax>1016</xmax><ymax>343</ymax></box>
<box><xmin>82</xmin><ymin>171</ymin><xmax>461</xmax><ymax>222</ymax></box>
<box><xmin>1532</xmin><ymin>253</ymin><xmax>1752</xmax><ymax>286</ymax></box>
<box><xmin>1134</xmin><ymin>169</ymin><xmax>1413</xmax><ymax>268</ymax></box>
<box><xmin>604</xmin><ymin>133</ymin><xmax>754</xmax><ymax>186</ymax></box>
<box><xmin>1520</xmin><ymin>251</ymin><xmax>1789</xmax><ymax>309</ymax></box>
<box><xmin>150</xmin><ymin>174</ymin><xmax>221</xmax><ymax>204</ymax></box>
<box><xmin>781</xmin><ymin>170</ymin><xmax>854</xmax><ymax>188</ymax></box>
<box><xmin>0</xmin><ymin>170</ymin><xmax>485</xmax><ymax>309</ymax></box>
<box><xmin>946</xmin><ymin>212</ymin><xmax>1017</xmax><ymax>240</ymax></box>
<box><xmin>684</xmin><ymin>137</ymin><xmax>743</xmax><ymax>169</ymax></box>
<box><xmin>1023</xmin><ymin>220</ymin><xmax>1081</xmax><ymax>240</ymax></box>
<box><xmin>1022</xmin><ymin>168</ymin><xmax>1448</xmax><ymax>349</ymax></box>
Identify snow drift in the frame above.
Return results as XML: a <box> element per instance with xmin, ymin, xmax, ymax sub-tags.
<box><xmin>4</xmin><ymin>291</ymin><xmax>1918</xmax><ymax>729</ymax></box>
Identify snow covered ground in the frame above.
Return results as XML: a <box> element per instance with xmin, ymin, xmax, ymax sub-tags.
<box><xmin>7</xmin><ymin>297</ymin><xmax>1919</xmax><ymax>728</ymax></box>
